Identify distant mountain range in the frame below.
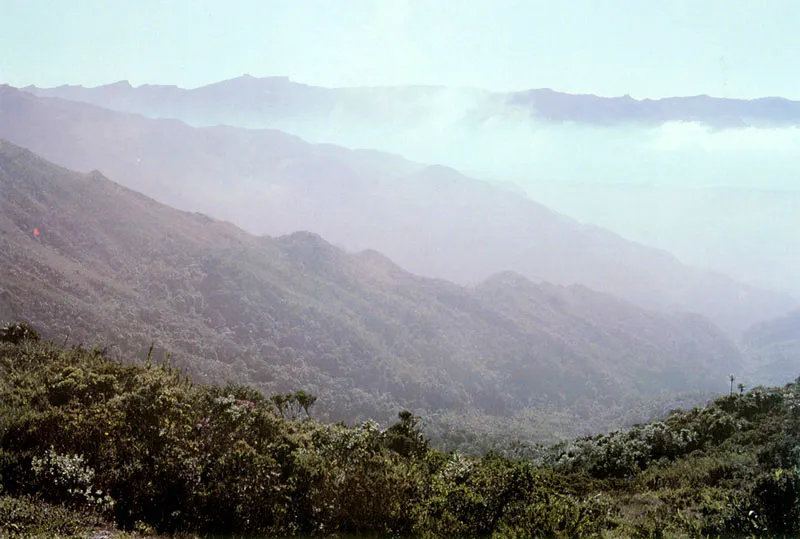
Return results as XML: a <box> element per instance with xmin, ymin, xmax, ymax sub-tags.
<box><xmin>21</xmin><ymin>77</ymin><xmax>800</xmax><ymax>300</ymax></box>
<box><xmin>0</xmin><ymin>85</ymin><xmax>793</xmax><ymax>333</ymax></box>
<box><xmin>24</xmin><ymin>75</ymin><xmax>800</xmax><ymax>128</ymax></box>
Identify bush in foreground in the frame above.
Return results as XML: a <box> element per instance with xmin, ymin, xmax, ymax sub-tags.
<box><xmin>0</xmin><ymin>322</ymin><xmax>798</xmax><ymax>537</ymax></box>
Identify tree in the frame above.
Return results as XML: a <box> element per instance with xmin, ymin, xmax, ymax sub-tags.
<box><xmin>270</xmin><ymin>393</ymin><xmax>287</xmax><ymax>419</ymax></box>
<box><xmin>294</xmin><ymin>390</ymin><xmax>317</xmax><ymax>418</ymax></box>
<box><xmin>384</xmin><ymin>410</ymin><xmax>428</xmax><ymax>458</ymax></box>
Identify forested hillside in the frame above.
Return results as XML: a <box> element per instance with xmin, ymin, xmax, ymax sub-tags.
<box><xmin>1</xmin><ymin>325</ymin><xmax>798</xmax><ymax>538</ymax></box>
<box><xmin>0</xmin><ymin>140</ymin><xmax>741</xmax><ymax>443</ymax></box>
<box><xmin>1</xmin><ymin>85</ymin><xmax>794</xmax><ymax>333</ymax></box>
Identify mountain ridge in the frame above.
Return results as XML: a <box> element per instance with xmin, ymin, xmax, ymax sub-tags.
<box><xmin>23</xmin><ymin>75</ymin><xmax>800</xmax><ymax>128</ymax></box>
<box><xmin>0</xmin><ymin>86</ymin><xmax>793</xmax><ymax>333</ymax></box>
<box><xmin>0</xmin><ymin>140</ymin><xmax>743</xmax><ymax>437</ymax></box>
<box><xmin>20</xmin><ymin>78</ymin><xmax>800</xmax><ymax>300</ymax></box>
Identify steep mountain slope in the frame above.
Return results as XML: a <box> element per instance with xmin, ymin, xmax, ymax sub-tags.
<box><xmin>0</xmin><ymin>85</ymin><xmax>792</xmax><ymax>332</ymax></box>
<box><xmin>0</xmin><ymin>141</ymin><xmax>741</xmax><ymax>433</ymax></box>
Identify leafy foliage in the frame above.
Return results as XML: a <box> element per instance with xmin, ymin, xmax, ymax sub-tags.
<box><xmin>0</xmin><ymin>322</ymin><xmax>40</xmax><ymax>345</ymax></box>
<box><xmin>0</xmin><ymin>495</ymin><xmax>104</xmax><ymax>539</ymax></box>
<box><xmin>0</xmin><ymin>328</ymin><xmax>798</xmax><ymax>537</ymax></box>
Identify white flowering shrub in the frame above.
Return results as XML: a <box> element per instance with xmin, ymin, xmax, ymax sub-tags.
<box><xmin>31</xmin><ymin>447</ymin><xmax>114</xmax><ymax>511</ymax></box>
<box><xmin>439</xmin><ymin>451</ymin><xmax>473</xmax><ymax>483</ymax></box>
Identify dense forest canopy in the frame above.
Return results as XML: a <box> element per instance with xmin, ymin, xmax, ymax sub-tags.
<box><xmin>0</xmin><ymin>141</ymin><xmax>745</xmax><ymax>448</ymax></box>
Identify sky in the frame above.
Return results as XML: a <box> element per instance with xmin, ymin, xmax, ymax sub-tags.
<box><xmin>2</xmin><ymin>0</ymin><xmax>800</xmax><ymax>98</ymax></box>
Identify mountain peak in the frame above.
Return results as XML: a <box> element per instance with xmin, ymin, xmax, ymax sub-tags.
<box><xmin>278</xmin><ymin>230</ymin><xmax>329</xmax><ymax>245</ymax></box>
<box><xmin>216</xmin><ymin>74</ymin><xmax>291</xmax><ymax>85</ymax></box>
<box><xmin>102</xmin><ymin>80</ymin><xmax>133</xmax><ymax>89</ymax></box>
<box><xmin>275</xmin><ymin>231</ymin><xmax>344</xmax><ymax>271</ymax></box>
<box><xmin>189</xmin><ymin>74</ymin><xmax>299</xmax><ymax>96</ymax></box>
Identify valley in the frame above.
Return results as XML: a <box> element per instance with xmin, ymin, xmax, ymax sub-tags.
<box><xmin>0</xmin><ymin>141</ymin><xmax>742</xmax><ymax>446</ymax></box>
<box><xmin>0</xmin><ymin>85</ymin><xmax>793</xmax><ymax>335</ymax></box>
<box><xmin>29</xmin><ymin>77</ymin><xmax>800</xmax><ymax>300</ymax></box>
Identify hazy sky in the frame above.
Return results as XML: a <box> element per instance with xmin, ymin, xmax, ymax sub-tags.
<box><xmin>2</xmin><ymin>0</ymin><xmax>799</xmax><ymax>98</ymax></box>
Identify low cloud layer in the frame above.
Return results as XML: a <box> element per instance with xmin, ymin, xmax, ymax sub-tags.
<box><xmin>264</xmin><ymin>95</ymin><xmax>800</xmax><ymax>295</ymax></box>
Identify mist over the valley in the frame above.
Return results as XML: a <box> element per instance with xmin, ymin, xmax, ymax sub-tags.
<box><xmin>4</xmin><ymin>84</ymin><xmax>795</xmax><ymax>336</ymax></box>
<box><xmin>311</xmin><ymin>106</ymin><xmax>800</xmax><ymax>294</ymax></box>
<box><xmin>207</xmin><ymin>92</ymin><xmax>800</xmax><ymax>297</ymax></box>
<box><xmin>28</xmin><ymin>78</ymin><xmax>800</xmax><ymax>297</ymax></box>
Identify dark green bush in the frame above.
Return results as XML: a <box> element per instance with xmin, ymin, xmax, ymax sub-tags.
<box><xmin>0</xmin><ymin>322</ymin><xmax>40</xmax><ymax>345</ymax></box>
<box><xmin>749</xmin><ymin>468</ymin><xmax>800</xmax><ymax>536</ymax></box>
<box><xmin>1</xmin><ymin>335</ymin><xmax>799</xmax><ymax>537</ymax></box>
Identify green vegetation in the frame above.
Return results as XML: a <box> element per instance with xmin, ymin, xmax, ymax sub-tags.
<box><xmin>1</xmin><ymin>323</ymin><xmax>798</xmax><ymax>538</ymax></box>
<box><xmin>0</xmin><ymin>140</ymin><xmax>741</xmax><ymax>447</ymax></box>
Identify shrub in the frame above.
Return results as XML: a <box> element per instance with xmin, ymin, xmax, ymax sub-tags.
<box><xmin>31</xmin><ymin>447</ymin><xmax>114</xmax><ymax>513</ymax></box>
<box><xmin>0</xmin><ymin>494</ymin><xmax>100</xmax><ymax>538</ymax></box>
<box><xmin>0</xmin><ymin>322</ymin><xmax>40</xmax><ymax>345</ymax></box>
<box><xmin>748</xmin><ymin>468</ymin><xmax>800</xmax><ymax>536</ymax></box>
